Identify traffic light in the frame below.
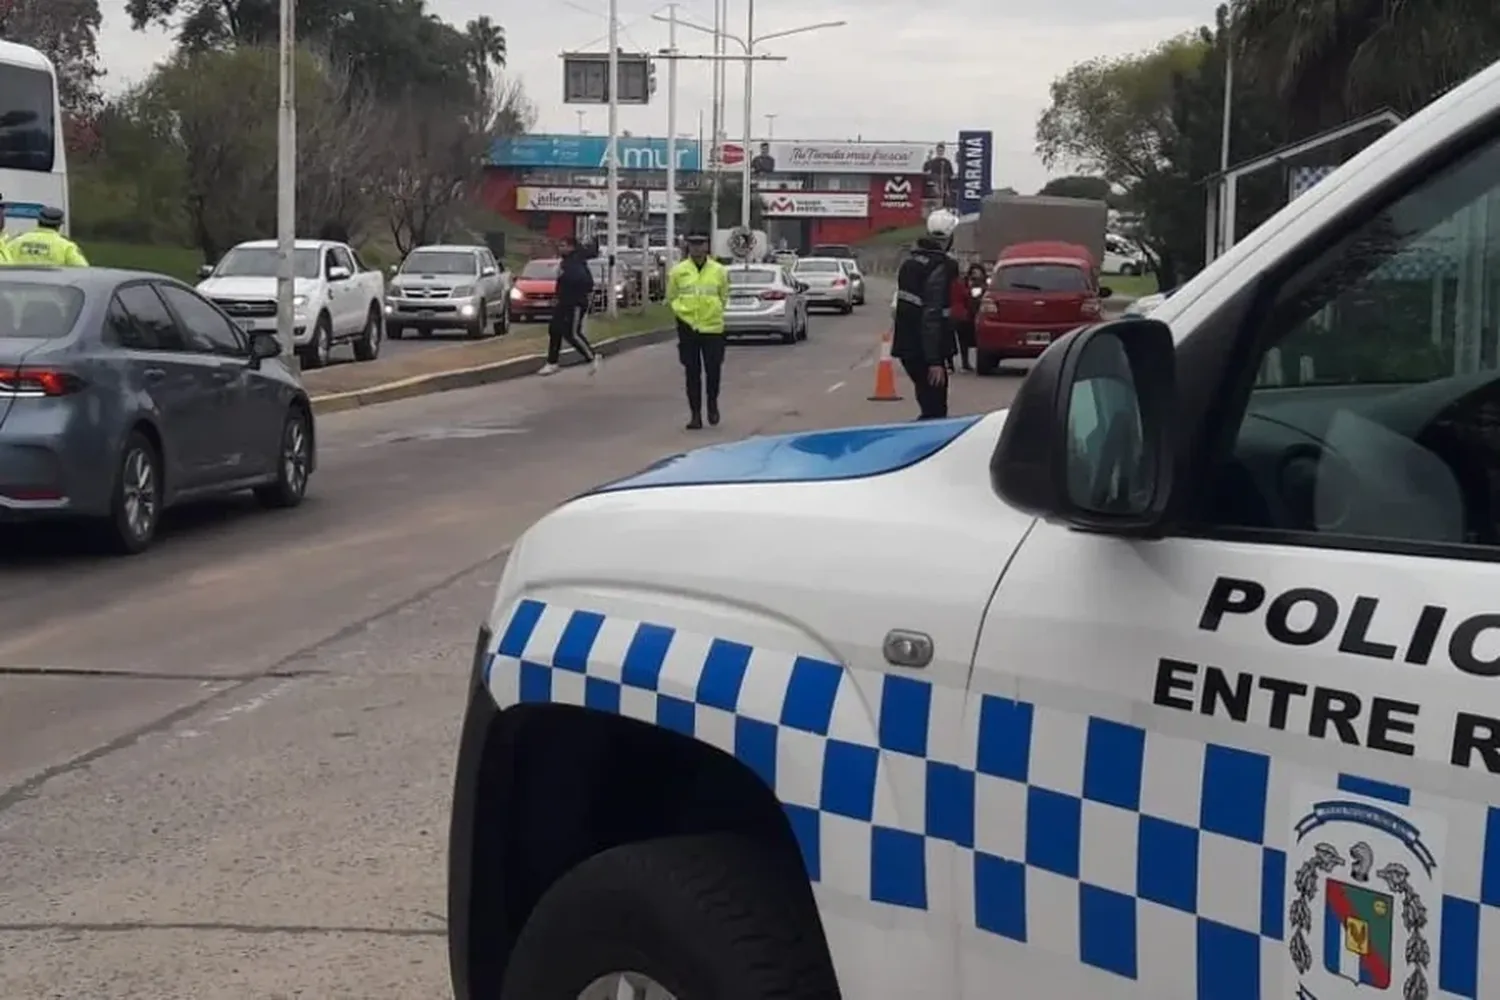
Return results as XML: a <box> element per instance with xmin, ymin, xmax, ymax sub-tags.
<box><xmin>648</xmin><ymin>59</ymin><xmax>658</xmax><ymax>96</ymax></box>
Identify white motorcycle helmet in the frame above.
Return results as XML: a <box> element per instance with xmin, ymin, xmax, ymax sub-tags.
<box><xmin>926</xmin><ymin>208</ymin><xmax>960</xmax><ymax>245</ymax></box>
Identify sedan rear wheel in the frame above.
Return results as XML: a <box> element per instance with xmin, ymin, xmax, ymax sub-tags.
<box><xmin>100</xmin><ymin>431</ymin><xmax>162</xmax><ymax>555</ymax></box>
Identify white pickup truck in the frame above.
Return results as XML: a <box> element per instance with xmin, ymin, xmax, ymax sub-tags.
<box><xmin>197</xmin><ymin>239</ymin><xmax>386</xmax><ymax>368</ymax></box>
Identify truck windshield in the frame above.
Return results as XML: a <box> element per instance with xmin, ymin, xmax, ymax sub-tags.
<box><xmin>401</xmin><ymin>251</ymin><xmax>476</xmax><ymax>275</ymax></box>
<box><xmin>215</xmin><ymin>248</ymin><xmax>320</xmax><ymax>279</ymax></box>
<box><xmin>729</xmin><ymin>269</ymin><xmax>777</xmax><ymax>285</ymax></box>
<box><xmin>993</xmin><ymin>263</ymin><xmax>1088</xmax><ymax>292</ymax></box>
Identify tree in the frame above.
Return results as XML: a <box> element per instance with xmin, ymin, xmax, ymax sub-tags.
<box><xmin>124</xmin><ymin>0</ymin><xmax>481</xmax><ymax>100</ymax></box>
<box><xmin>1036</xmin><ymin>13</ymin><xmax>1286</xmax><ymax>287</ymax></box>
<box><xmin>464</xmin><ymin>16</ymin><xmax>506</xmax><ymax>97</ymax></box>
<box><xmin>371</xmin><ymin>76</ymin><xmax>536</xmax><ymax>255</ymax></box>
<box><xmin>1231</xmin><ymin>0</ymin><xmax>1500</xmax><ymax>133</ymax></box>
<box><xmin>0</xmin><ymin>0</ymin><xmax>104</xmax><ymax>117</ymax></box>
<box><xmin>1037</xmin><ymin>175</ymin><xmax>1114</xmax><ymax>203</ymax></box>
<box><xmin>680</xmin><ymin>176</ymin><xmax>764</xmax><ymax>234</ymax></box>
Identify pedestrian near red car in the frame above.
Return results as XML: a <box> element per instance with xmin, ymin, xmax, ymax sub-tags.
<box><xmin>948</xmin><ymin>267</ymin><xmax>980</xmax><ymax>372</ymax></box>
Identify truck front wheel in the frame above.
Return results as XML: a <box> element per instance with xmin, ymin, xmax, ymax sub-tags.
<box><xmin>500</xmin><ymin>834</ymin><xmax>838</xmax><ymax>1000</ymax></box>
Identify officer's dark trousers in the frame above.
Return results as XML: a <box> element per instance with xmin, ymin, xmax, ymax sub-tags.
<box><xmin>677</xmin><ymin>320</ymin><xmax>725</xmax><ymax>415</ymax></box>
<box><xmin>900</xmin><ymin>357</ymin><xmax>949</xmax><ymax>420</ymax></box>
<box><xmin>547</xmin><ymin>303</ymin><xmax>595</xmax><ymax>364</ymax></box>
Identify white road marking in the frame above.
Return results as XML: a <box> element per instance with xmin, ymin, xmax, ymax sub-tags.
<box><xmin>826</xmin><ymin>381</ymin><xmax>845</xmax><ymax>393</ymax></box>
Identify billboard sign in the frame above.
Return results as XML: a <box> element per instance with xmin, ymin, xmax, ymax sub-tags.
<box><xmin>490</xmin><ymin>134</ymin><xmax>702</xmax><ymax>171</ymax></box>
<box><xmin>716</xmin><ymin>140</ymin><xmax>929</xmax><ymax>175</ymax></box>
<box><xmin>515</xmin><ymin>186</ymin><xmax>685</xmax><ymax>214</ymax></box>
<box><xmin>956</xmin><ymin>130</ymin><xmax>994</xmax><ymax>214</ymax></box>
<box><xmin>759</xmin><ymin>192</ymin><xmax>868</xmax><ymax>218</ymax></box>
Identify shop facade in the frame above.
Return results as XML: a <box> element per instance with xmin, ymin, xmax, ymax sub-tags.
<box><xmin>478</xmin><ymin>131</ymin><xmax>994</xmax><ymax>251</ymax></box>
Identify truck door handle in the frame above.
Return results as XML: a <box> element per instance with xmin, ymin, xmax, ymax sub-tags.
<box><xmin>143</xmin><ymin>368</ymin><xmax>166</xmax><ymax>382</ymax></box>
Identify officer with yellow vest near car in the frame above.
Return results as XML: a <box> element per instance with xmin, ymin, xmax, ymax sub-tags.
<box><xmin>666</xmin><ymin>233</ymin><xmax>730</xmax><ymax>430</ymax></box>
<box><xmin>1</xmin><ymin>207</ymin><xmax>88</xmax><ymax>267</ymax></box>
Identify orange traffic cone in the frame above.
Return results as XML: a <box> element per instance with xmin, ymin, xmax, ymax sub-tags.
<box><xmin>868</xmin><ymin>330</ymin><xmax>903</xmax><ymax>402</ymax></box>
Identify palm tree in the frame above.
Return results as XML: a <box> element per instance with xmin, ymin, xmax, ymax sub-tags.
<box><xmin>464</xmin><ymin>16</ymin><xmax>506</xmax><ymax>96</ymax></box>
<box><xmin>1232</xmin><ymin>0</ymin><xmax>1500</xmax><ymax>131</ymax></box>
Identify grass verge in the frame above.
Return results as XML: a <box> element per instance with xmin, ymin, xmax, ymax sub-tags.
<box><xmin>304</xmin><ymin>303</ymin><xmax>674</xmax><ymax>396</ymax></box>
<box><xmin>84</xmin><ymin>241</ymin><xmax>204</xmax><ymax>282</ymax></box>
<box><xmin>1101</xmin><ymin>273</ymin><xmax>1160</xmax><ymax>298</ymax></box>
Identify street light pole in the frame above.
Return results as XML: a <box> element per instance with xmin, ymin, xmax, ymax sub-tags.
<box><xmin>709</xmin><ymin>0</ymin><xmax>723</xmax><ymax>242</ymax></box>
<box><xmin>764</xmin><ymin>113</ymin><xmax>776</xmax><ymax>138</ymax></box>
<box><xmin>605</xmin><ymin>0</ymin><xmax>619</xmax><ymax>318</ymax></box>
<box><xmin>740</xmin><ymin>0</ymin><xmax>753</xmax><ymax>238</ymax></box>
<box><xmin>665</xmin><ymin>4</ymin><xmax>679</xmax><ymax>261</ymax></box>
<box><xmin>276</xmin><ymin>0</ymin><xmax>297</xmax><ymax>363</ymax></box>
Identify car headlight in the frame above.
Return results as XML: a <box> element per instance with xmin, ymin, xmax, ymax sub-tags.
<box><xmin>509</xmin><ymin>287</ymin><xmax>523</xmax><ymax>300</ymax></box>
<box><xmin>452</xmin><ymin>285</ymin><xmax>474</xmax><ymax>297</ymax></box>
<box><xmin>292</xmin><ymin>295</ymin><xmax>307</xmax><ymax>308</ymax></box>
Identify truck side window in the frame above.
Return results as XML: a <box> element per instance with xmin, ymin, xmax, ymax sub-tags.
<box><xmin>1197</xmin><ymin>129</ymin><xmax>1500</xmax><ymax>554</ymax></box>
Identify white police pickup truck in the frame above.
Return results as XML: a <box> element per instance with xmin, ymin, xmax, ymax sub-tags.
<box><xmin>449</xmin><ymin>59</ymin><xmax>1500</xmax><ymax>1000</ymax></box>
<box><xmin>197</xmin><ymin>239</ymin><xmax>385</xmax><ymax>369</ymax></box>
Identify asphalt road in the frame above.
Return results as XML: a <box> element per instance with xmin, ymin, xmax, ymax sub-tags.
<box><xmin>0</xmin><ymin>283</ymin><xmax>1024</xmax><ymax>999</ymax></box>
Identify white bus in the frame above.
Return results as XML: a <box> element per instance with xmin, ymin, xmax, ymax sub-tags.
<box><xmin>0</xmin><ymin>39</ymin><xmax>68</xmax><ymax>239</ymax></box>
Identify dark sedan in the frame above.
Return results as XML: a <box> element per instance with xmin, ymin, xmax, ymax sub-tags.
<box><xmin>0</xmin><ymin>267</ymin><xmax>317</xmax><ymax>554</ymax></box>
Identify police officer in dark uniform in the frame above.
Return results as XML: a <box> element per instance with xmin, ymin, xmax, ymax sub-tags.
<box><xmin>891</xmin><ymin>209</ymin><xmax>960</xmax><ymax>419</ymax></box>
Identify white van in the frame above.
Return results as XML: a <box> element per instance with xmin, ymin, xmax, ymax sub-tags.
<box><xmin>448</xmin><ymin>56</ymin><xmax>1500</xmax><ymax>1000</ymax></box>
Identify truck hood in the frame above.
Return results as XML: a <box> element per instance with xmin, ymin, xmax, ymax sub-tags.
<box><xmin>487</xmin><ymin>410</ymin><xmax>1034</xmax><ymax>665</ymax></box>
<box><xmin>196</xmin><ymin>276</ymin><xmax>317</xmax><ymax>298</ymax></box>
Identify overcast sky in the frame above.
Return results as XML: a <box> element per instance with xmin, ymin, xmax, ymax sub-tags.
<box><xmin>94</xmin><ymin>0</ymin><xmax>1220</xmax><ymax>193</ymax></box>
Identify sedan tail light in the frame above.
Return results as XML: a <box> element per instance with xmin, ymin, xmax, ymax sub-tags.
<box><xmin>1081</xmin><ymin>297</ymin><xmax>1102</xmax><ymax>318</ymax></box>
<box><xmin>0</xmin><ymin>368</ymin><xmax>85</xmax><ymax>397</ymax></box>
<box><xmin>759</xmin><ymin>289</ymin><xmax>788</xmax><ymax>300</ymax></box>
<box><xmin>831</xmin><ymin>278</ymin><xmax>847</xmax><ymax>287</ymax></box>
<box><xmin>979</xmin><ymin>297</ymin><xmax>998</xmax><ymax>315</ymax></box>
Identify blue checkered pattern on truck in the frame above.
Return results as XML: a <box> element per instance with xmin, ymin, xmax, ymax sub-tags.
<box><xmin>485</xmin><ymin>598</ymin><xmax>1500</xmax><ymax>999</ymax></box>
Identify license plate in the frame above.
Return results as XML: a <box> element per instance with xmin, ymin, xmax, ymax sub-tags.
<box><xmin>234</xmin><ymin>318</ymin><xmax>255</xmax><ymax>331</ymax></box>
<box><xmin>419</xmin><ymin>309</ymin><xmax>435</xmax><ymax>317</ymax></box>
<box><xmin>1026</xmin><ymin>331</ymin><xmax>1052</xmax><ymax>345</ymax></box>
<box><xmin>730</xmin><ymin>296</ymin><xmax>756</xmax><ymax>306</ymax></box>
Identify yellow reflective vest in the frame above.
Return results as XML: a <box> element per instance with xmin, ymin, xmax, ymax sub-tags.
<box><xmin>667</xmin><ymin>257</ymin><xmax>730</xmax><ymax>334</ymax></box>
<box><xmin>3</xmin><ymin>229</ymin><xmax>88</xmax><ymax>267</ymax></box>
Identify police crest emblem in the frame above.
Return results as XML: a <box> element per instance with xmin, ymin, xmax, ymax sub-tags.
<box><xmin>1287</xmin><ymin>787</ymin><xmax>1447</xmax><ymax>1000</ymax></box>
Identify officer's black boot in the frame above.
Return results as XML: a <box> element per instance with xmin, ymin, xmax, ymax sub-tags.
<box><xmin>707</xmin><ymin>399</ymin><xmax>719</xmax><ymax>426</ymax></box>
<box><xmin>686</xmin><ymin>411</ymin><xmax>704</xmax><ymax>430</ymax></box>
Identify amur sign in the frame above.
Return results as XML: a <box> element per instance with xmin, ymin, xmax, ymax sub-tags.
<box><xmin>758</xmin><ymin>192</ymin><xmax>868</xmax><ymax>218</ymax></box>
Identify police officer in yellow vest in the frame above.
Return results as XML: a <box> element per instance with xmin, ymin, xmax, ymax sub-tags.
<box><xmin>666</xmin><ymin>233</ymin><xmax>730</xmax><ymax>430</ymax></box>
<box><xmin>3</xmin><ymin>207</ymin><xmax>88</xmax><ymax>267</ymax></box>
<box><xmin>0</xmin><ymin>194</ymin><xmax>11</xmax><ymax>263</ymax></box>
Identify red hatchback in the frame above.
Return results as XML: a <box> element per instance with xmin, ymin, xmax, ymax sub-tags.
<box><xmin>973</xmin><ymin>241</ymin><xmax>1111</xmax><ymax>374</ymax></box>
<box><xmin>509</xmin><ymin>259</ymin><xmax>561</xmax><ymax>323</ymax></box>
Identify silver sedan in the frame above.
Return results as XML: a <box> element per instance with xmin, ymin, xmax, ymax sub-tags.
<box><xmin>790</xmin><ymin>258</ymin><xmax>854</xmax><ymax>313</ymax></box>
<box><xmin>723</xmin><ymin>264</ymin><xmax>809</xmax><ymax>343</ymax></box>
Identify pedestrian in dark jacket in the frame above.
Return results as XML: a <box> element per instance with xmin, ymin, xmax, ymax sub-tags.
<box><xmin>891</xmin><ymin>210</ymin><xmax>960</xmax><ymax>419</ymax></box>
<box><xmin>541</xmin><ymin>235</ymin><xmax>600</xmax><ymax>376</ymax></box>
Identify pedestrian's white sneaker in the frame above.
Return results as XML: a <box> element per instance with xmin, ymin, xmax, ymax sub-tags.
<box><xmin>538</xmin><ymin>363</ymin><xmax>560</xmax><ymax>376</ymax></box>
<box><xmin>590</xmin><ymin>355</ymin><xmax>601</xmax><ymax>375</ymax></box>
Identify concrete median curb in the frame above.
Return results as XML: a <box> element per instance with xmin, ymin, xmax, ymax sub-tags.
<box><xmin>309</xmin><ymin>325</ymin><xmax>678</xmax><ymax>414</ymax></box>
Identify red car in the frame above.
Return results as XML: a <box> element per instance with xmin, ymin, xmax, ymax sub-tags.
<box><xmin>973</xmin><ymin>240</ymin><xmax>1112</xmax><ymax>374</ymax></box>
<box><xmin>509</xmin><ymin>259</ymin><xmax>560</xmax><ymax>323</ymax></box>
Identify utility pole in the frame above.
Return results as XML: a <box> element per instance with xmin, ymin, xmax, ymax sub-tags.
<box><xmin>276</xmin><ymin>0</ymin><xmax>297</xmax><ymax>363</ymax></box>
<box><xmin>665</xmin><ymin>4</ymin><xmax>679</xmax><ymax>260</ymax></box>
<box><xmin>606</xmin><ymin>0</ymin><xmax>619</xmax><ymax>318</ymax></box>
<box><xmin>764</xmin><ymin>113</ymin><xmax>776</xmax><ymax>139</ymax></box>
<box><xmin>709</xmin><ymin>0</ymin><xmax>723</xmax><ymax>241</ymax></box>
<box><xmin>740</xmin><ymin>0</ymin><xmax>754</xmax><ymax>238</ymax></box>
